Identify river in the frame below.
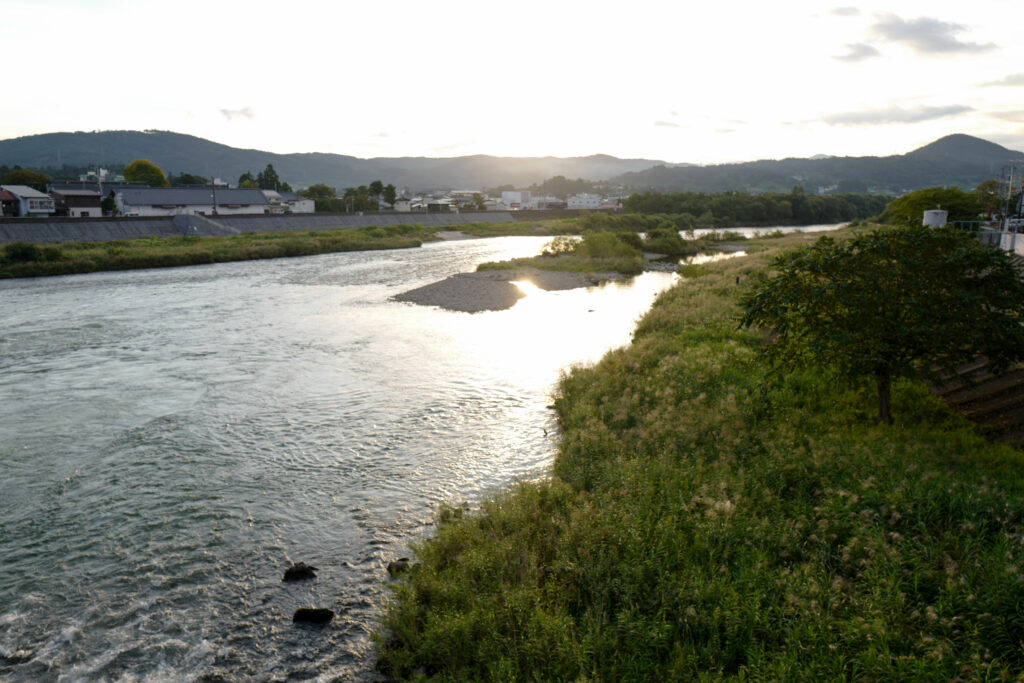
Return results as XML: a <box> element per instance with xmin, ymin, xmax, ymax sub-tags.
<box><xmin>0</xmin><ymin>236</ymin><xmax>680</xmax><ymax>681</ymax></box>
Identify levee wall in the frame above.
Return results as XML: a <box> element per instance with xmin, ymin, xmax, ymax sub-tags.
<box><xmin>0</xmin><ymin>211</ymin><xmax>518</xmax><ymax>244</ymax></box>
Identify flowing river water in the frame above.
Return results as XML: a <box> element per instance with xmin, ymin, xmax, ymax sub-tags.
<box><xmin>0</xmin><ymin>236</ymin><xmax>682</xmax><ymax>681</ymax></box>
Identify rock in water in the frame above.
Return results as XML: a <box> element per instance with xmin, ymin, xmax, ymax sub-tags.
<box><xmin>293</xmin><ymin>608</ymin><xmax>334</xmax><ymax>624</ymax></box>
<box><xmin>283</xmin><ymin>562</ymin><xmax>317</xmax><ymax>581</ymax></box>
<box><xmin>387</xmin><ymin>558</ymin><xmax>411</xmax><ymax>577</ymax></box>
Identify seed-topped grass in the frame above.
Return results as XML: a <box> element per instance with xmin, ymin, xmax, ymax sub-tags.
<box><xmin>377</xmin><ymin>228</ymin><xmax>1024</xmax><ymax>680</ymax></box>
<box><xmin>0</xmin><ymin>225</ymin><xmax>430</xmax><ymax>278</ymax></box>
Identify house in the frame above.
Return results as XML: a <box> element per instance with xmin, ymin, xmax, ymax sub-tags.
<box><xmin>0</xmin><ymin>185</ymin><xmax>56</xmax><ymax>216</ymax></box>
<box><xmin>50</xmin><ymin>189</ymin><xmax>102</xmax><ymax>217</ymax></box>
<box><xmin>261</xmin><ymin>190</ymin><xmax>288</xmax><ymax>215</ymax></box>
<box><xmin>0</xmin><ymin>190</ymin><xmax>19</xmax><ymax>217</ymax></box>
<box><xmin>115</xmin><ymin>187</ymin><xmax>269</xmax><ymax>216</ymax></box>
<box><xmin>278</xmin><ymin>191</ymin><xmax>314</xmax><ymax>214</ymax></box>
<box><xmin>394</xmin><ymin>198</ymin><xmax>413</xmax><ymax>212</ymax></box>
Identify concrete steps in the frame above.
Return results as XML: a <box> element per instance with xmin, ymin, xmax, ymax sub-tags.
<box><xmin>932</xmin><ymin>359</ymin><xmax>1024</xmax><ymax>448</ymax></box>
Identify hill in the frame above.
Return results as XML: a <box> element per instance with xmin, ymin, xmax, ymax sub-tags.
<box><xmin>0</xmin><ymin>130</ymin><xmax>667</xmax><ymax>191</ymax></box>
<box><xmin>612</xmin><ymin>134</ymin><xmax>1024</xmax><ymax>194</ymax></box>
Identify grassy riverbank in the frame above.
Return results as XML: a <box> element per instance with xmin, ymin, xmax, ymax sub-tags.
<box><xmin>378</xmin><ymin>228</ymin><xmax>1024</xmax><ymax>680</ymax></box>
<box><xmin>0</xmin><ymin>225</ymin><xmax>432</xmax><ymax>278</ymax></box>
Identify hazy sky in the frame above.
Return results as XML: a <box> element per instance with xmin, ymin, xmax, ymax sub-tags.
<box><xmin>3</xmin><ymin>0</ymin><xmax>1022</xmax><ymax>164</ymax></box>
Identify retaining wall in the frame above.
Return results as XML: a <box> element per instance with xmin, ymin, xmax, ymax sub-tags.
<box><xmin>0</xmin><ymin>211</ymin><xmax>519</xmax><ymax>244</ymax></box>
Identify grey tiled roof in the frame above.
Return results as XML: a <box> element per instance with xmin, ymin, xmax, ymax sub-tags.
<box><xmin>0</xmin><ymin>185</ymin><xmax>50</xmax><ymax>198</ymax></box>
<box><xmin>118</xmin><ymin>188</ymin><xmax>269</xmax><ymax>206</ymax></box>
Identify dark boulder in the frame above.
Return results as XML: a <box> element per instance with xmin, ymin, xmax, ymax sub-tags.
<box><xmin>293</xmin><ymin>608</ymin><xmax>334</xmax><ymax>624</ymax></box>
<box><xmin>283</xmin><ymin>562</ymin><xmax>317</xmax><ymax>582</ymax></box>
<box><xmin>387</xmin><ymin>558</ymin><xmax>411</xmax><ymax>577</ymax></box>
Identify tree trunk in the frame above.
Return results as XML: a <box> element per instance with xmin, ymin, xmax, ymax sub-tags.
<box><xmin>876</xmin><ymin>370</ymin><xmax>892</xmax><ymax>424</ymax></box>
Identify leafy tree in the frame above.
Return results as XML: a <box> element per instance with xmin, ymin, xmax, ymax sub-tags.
<box><xmin>1</xmin><ymin>168</ymin><xmax>51</xmax><ymax>192</ymax></box>
<box><xmin>741</xmin><ymin>225</ymin><xmax>1024</xmax><ymax>422</ymax></box>
<box><xmin>123</xmin><ymin>159</ymin><xmax>170</xmax><ymax>187</ymax></box>
<box><xmin>368</xmin><ymin>180</ymin><xmax>384</xmax><ymax>198</ymax></box>
<box><xmin>383</xmin><ymin>183</ymin><xmax>397</xmax><ymax>207</ymax></box>
<box><xmin>880</xmin><ymin>187</ymin><xmax>983</xmax><ymax>225</ymax></box>
<box><xmin>238</xmin><ymin>171</ymin><xmax>256</xmax><ymax>188</ymax></box>
<box><xmin>169</xmin><ymin>172</ymin><xmax>209</xmax><ymax>187</ymax></box>
<box><xmin>342</xmin><ymin>185</ymin><xmax>378</xmax><ymax>212</ymax></box>
<box><xmin>101</xmin><ymin>194</ymin><xmax>117</xmax><ymax>216</ymax></box>
<box><xmin>471</xmin><ymin>192</ymin><xmax>486</xmax><ymax>211</ymax></box>
<box><xmin>298</xmin><ymin>183</ymin><xmax>336</xmax><ymax>200</ymax></box>
<box><xmin>257</xmin><ymin>164</ymin><xmax>281</xmax><ymax>190</ymax></box>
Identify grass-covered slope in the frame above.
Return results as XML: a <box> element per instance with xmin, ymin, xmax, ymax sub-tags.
<box><xmin>0</xmin><ymin>225</ymin><xmax>431</xmax><ymax>278</ymax></box>
<box><xmin>378</xmin><ymin>232</ymin><xmax>1024</xmax><ymax>680</ymax></box>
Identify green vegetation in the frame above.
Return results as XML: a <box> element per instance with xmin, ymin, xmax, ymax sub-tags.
<box><xmin>1</xmin><ymin>167</ymin><xmax>51</xmax><ymax>191</ymax></box>
<box><xmin>624</xmin><ymin>188</ymin><xmax>888</xmax><ymax>227</ymax></box>
<box><xmin>477</xmin><ymin>231</ymin><xmax>647</xmax><ymax>276</ymax></box>
<box><xmin>0</xmin><ymin>225</ymin><xmax>429</xmax><ymax>279</ymax></box>
<box><xmin>742</xmin><ymin>225</ymin><xmax>1024</xmax><ymax>422</ymax></box>
<box><xmin>379</xmin><ymin>228</ymin><xmax>1024</xmax><ymax>680</ymax></box>
<box><xmin>122</xmin><ymin>158</ymin><xmax>170</xmax><ymax>187</ymax></box>
<box><xmin>879</xmin><ymin>187</ymin><xmax>984</xmax><ymax>225</ymax></box>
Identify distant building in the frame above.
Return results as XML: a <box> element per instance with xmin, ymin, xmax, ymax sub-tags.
<box><xmin>0</xmin><ymin>190</ymin><xmax>18</xmax><ymax>217</ymax></box>
<box><xmin>0</xmin><ymin>185</ymin><xmax>56</xmax><ymax>217</ymax></box>
<box><xmin>50</xmin><ymin>189</ymin><xmax>102</xmax><ymax>217</ymax></box>
<box><xmin>115</xmin><ymin>187</ymin><xmax>269</xmax><ymax>216</ymax></box>
<box><xmin>278</xmin><ymin>191</ymin><xmax>314</xmax><ymax>214</ymax></box>
<box><xmin>501</xmin><ymin>190</ymin><xmax>531</xmax><ymax>210</ymax></box>
<box><xmin>394</xmin><ymin>198</ymin><xmax>413</xmax><ymax>212</ymax></box>
<box><xmin>567</xmin><ymin>193</ymin><xmax>601</xmax><ymax>210</ymax></box>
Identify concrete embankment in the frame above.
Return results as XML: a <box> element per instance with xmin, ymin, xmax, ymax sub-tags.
<box><xmin>0</xmin><ymin>211</ymin><xmax>518</xmax><ymax>244</ymax></box>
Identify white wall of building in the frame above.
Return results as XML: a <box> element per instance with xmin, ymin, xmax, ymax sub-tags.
<box><xmin>567</xmin><ymin>193</ymin><xmax>601</xmax><ymax>210</ymax></box>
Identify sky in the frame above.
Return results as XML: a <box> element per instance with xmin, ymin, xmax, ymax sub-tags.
<box><xmin>3</xmin><ymin>0</ymin><xmax>1023</xmax><ymax>164</ymax></box>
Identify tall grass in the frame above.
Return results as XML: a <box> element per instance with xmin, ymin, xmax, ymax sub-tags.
<box><xmin>477</xmin><ymin>230</ymin><xmax>647</xmax><ymax>276</ymax></box>
<box><xmin>378</xmin><ymin>232</ymin><xmax>1024</xmax><ymax>680</ymax></box>
<box><xmin>0</xmin><ymin>225</ymin><xmax>428</xmax><ymax>279</ymax></box>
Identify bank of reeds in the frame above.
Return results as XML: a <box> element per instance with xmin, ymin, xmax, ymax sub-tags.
<box><xmin>0</xmin><ymin>225</ymin><xmax>427</xmax><ymax>278</ymax></box>
<box><xmin>378</xmin><ymin>230</ymin><xmax>1024</xmax><ymax>680</ymax></box>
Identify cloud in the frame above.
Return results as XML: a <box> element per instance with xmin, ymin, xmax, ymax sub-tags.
<box><xmin>654</xmin><ymin>120</ymin><xmax>681</xmax><ymax>128</ymax></box>
<box><xmin>822</xmin><ymin>104</ymin><xmax>973</xmax><ymax>126</ymax></box>
<box><xmin>982</xmin><ymin>73</ymin><xmax>1024</xmax><ymax>87</ymax></box>
<box><xmin>220</xmin><ymin>107</ymin><xmax>255</xmax><ymax>121</ymax></box>
<box><xmin>830</xmin><ymin>7</ymin><xmax>860</xmax><ymax>16</ymax></box>
<box><xmin>988</xmin><ymin>111</ymin><xmax>1024</xmax><ymax>122</ymax></box>
<box><xmin>870</xmin><ymin>15</ymin><xmax>996</xmax><ymax>54</ymax></box>
<box><xmin>833</xmin><ymin>42</ymin><xmax>880</xmax><ymax>62</ymax></box>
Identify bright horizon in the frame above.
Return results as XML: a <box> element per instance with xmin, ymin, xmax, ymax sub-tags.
<box><xmin>3</xmin><ymin>0</ymin><xmax>1023</xmax><ymax>165</ymax></box>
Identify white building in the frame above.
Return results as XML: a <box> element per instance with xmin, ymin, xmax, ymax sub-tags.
<box><xmin>501</xmin><ymin>190</ymin><xmax>531</xmax><ymax>210</ymax></box>
<box><xmin>0</xmin><ymin>185</ymin><xmax>56</xmax><ymax>216</ymax></box>
<box><xmin>278</xmin><ymin>191</ymin><xmax>314</xmax><ymax>214</ymax></box>
<box><xmin>567</xmin><ymin>193</ymin><xmax>602</xmax><ymax>210</ymax></box>
<box><xmin>394</xmin><ymin>198</ymin><xmax>413</xmax><ymax>212</ymax></box>
<box><xmin>115</xmin><ymin>187</ymin><xmax>269</xmax><ymax>216</ymax></box>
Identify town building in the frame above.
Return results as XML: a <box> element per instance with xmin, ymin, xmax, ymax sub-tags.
<box><xmin>0</xmin><ymin>185</ymin><xmax>56</xmax><ymax>216</ymax></box>
<box><xmin>567</xmin><ymin>193</ymin><xmax>602</xmax><ymax>210</ymax></box>
<box><xmin>501</xmin><ymin>190</ymin><xmax>531</xmax><ymax>210</ymax></box>
<box><xmin>114</xmin><ymin>187</ymin><xmax>269</xmax><ymax>216</ymax></box>
<box><xmin>50</xmin><ymin>189</ymin><xmax>102</xmax><ymax>217</ymax></box>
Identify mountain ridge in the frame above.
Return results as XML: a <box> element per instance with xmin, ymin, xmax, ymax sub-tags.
<box><xmin>0</xmin><ymin>130</ymin><xmax>668</xmax><ymax>191</ymax></box>
<box><xmin>1</xmin><ymin>130</ymin><xmax>1021</xmax><ymax>194</ymax></box>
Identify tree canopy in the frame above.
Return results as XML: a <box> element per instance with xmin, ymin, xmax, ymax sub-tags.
<box><xmin>1</xmin><ymin>168</ymin><xmax>51</xmax><ymax>192</ymax></box>
<box><xmin>879</xmin><ymin>187</ymin><xmax>983</xmax><ymax>225</ymax></box>
<box><xmin>741</xmin><ymin>225</ymin><xmax>1024</xmax><ymax>422</ymax></box>
<box><xmin>169</xmin><ymin>171</ymin><xmax>209</xmax><ymax>187</ymax></box>
<box><xmin>123</xmin><ymin>159</ymin><xmax>170</xmax><ymax>187</ymax></box>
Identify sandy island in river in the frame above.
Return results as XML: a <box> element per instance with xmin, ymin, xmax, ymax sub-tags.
<box><xmin>393</xmin><ymin>267</ymin><xmax>622</xmax><ymax>313</ymax></box>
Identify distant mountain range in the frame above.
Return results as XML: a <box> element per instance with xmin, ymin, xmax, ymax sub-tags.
<box><xmin>0</xmin><ymin>130</ymin><xmax>1020</xmax><ymax>194</ymax></box>
<box><xmin>0</xmin><ymin>130</ymin><xmax>669</xmax><ymax>191</ymax></box>
<box><xmin>612</xmin><ymin>135</ymin><xmax>1024</xmax><ymax>194</ymax></box>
